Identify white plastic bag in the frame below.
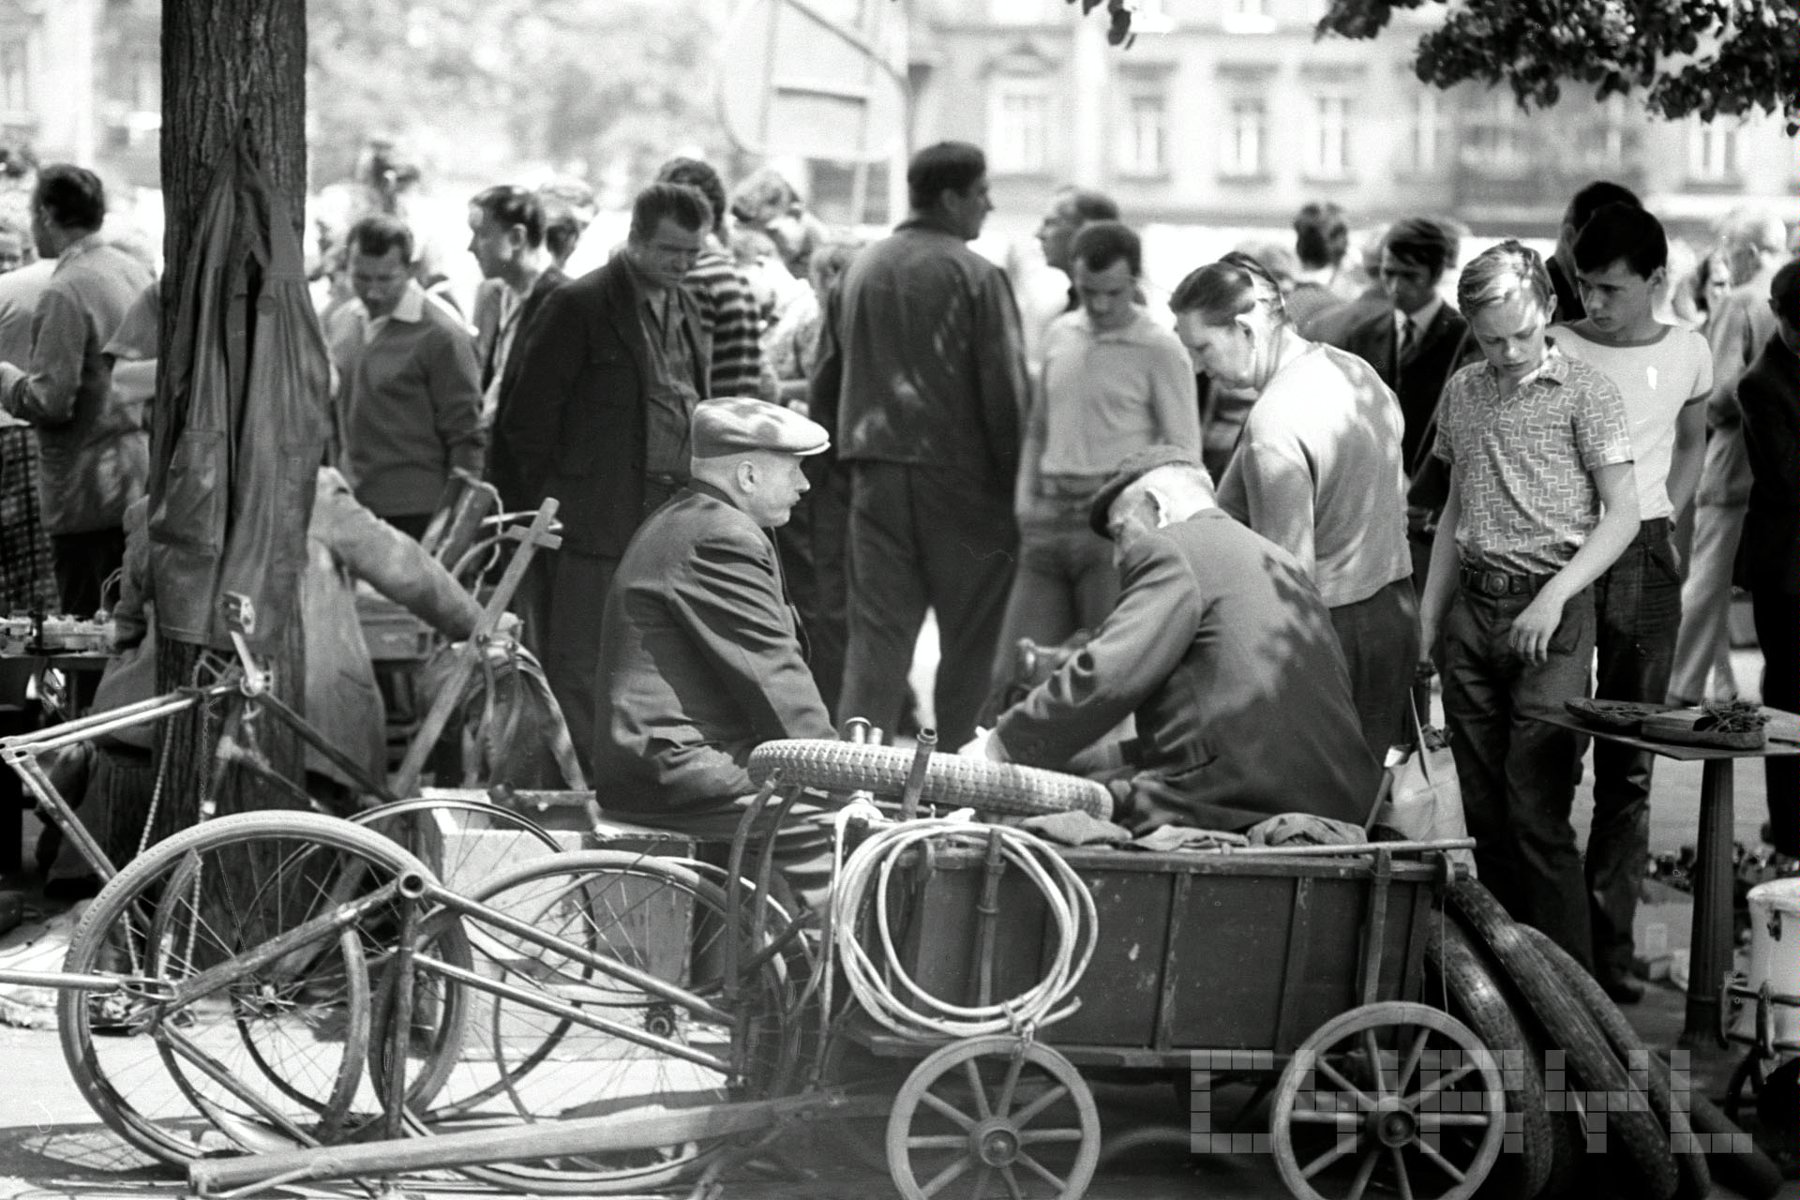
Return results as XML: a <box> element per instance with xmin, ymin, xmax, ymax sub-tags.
<box><xmin>1371</xmin><ymin>701</ymin><xmax>1475</xmax><ymax>872</ymax></box>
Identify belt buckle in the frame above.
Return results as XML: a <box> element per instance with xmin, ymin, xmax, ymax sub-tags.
<box><xmin>1484</xmin><ymin>570</ymin><xmax>1509</xmax><ymax>597</ymax></box>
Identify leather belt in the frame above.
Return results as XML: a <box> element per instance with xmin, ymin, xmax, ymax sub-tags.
<box><xmin>1459</xmin><ymin>563</ymin><xmax>1553</xmax><ymax>599</ymax></box>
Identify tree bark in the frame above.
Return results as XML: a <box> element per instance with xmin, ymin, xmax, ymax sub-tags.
<box><xmin>149</xmin><ymin>0</ymin><xmax>310</xmax><ymax>841</ymax></box>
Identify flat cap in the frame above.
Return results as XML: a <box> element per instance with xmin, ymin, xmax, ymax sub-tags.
<box><xmin>692</xmin><ymin>397</ymin><xmax>829</xmax><ymax>460</ymax></box>
<box><xmin>1089</xmin><ymin>444</ymin><xmax>1203</xmax><ymax>538</ymax></box>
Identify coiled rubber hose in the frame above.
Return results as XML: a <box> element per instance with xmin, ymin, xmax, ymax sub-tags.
<box><xmin>830</xmin><ymin>818</ymin><xmax>1098</xmax><ymax>1041</ymax></box>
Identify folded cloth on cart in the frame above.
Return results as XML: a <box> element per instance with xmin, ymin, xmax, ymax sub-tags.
<box><xmin>1122</xmin><ymin>814</ymin><xmax>1365</xmax><ymax>854</ymax></box>
<box><xmin>1019</xmin><ymin>809</ymin><xmax>1134</xmax><ymax>846</ymax></box>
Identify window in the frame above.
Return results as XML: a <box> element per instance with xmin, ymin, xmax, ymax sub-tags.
<box><xmin>1406</xmin><ymin>88</ymin><xmax>1445</xmax><ymax>173</ymax></box>
<box><xmin>1223</xmin><ymin>0</ymin><xmax>1276</xmax><ymax>34</ymax></box>
<box><xmin>1117</xmin><ymin>86</ymin><xmax>1169</xmax><ymax>176</ymax></box>
<box><xmin>0</xmin><ymin>40</ymin><xmax>27</xmax><ymax>114</ymax></box>
<box><xmin>990</xmin><ymin>81</ymin><xmax>1051</xmax><ymax>173</ymax></box>
<box><xmin>1221</xmin><ymin>97</ymin><xmax>1265</xmax><ymax>177</ymax></box>
<box><xmin>1460</xmin><ymin>90</ymin><xmax>1528</xmax><ymax>171</ymax></box>
<box><xmin>1688</xmin><ymin>122</ymin><xmax>1738</xmax><ymax>183</ymax></box>
<box><xmin>1577</xmin><ymin>96</ymin><xmax>1627</xmax><ymax>170</ymax></box>
<box><xmin>1307</xmin><ymin>94</ymin><xmax>1352</xmax><ymax>179</ymax></box>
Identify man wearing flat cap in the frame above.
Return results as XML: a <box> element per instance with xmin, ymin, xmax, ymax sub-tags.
<box><xmin>593</xmin><ymin>397</ymin><xmax>838</xmax><ymax>904</ymax></box>
<box><xmin>968</xmin><ymin>445</ymin><xmax>1378</xmax><ymax>833</ymax></box>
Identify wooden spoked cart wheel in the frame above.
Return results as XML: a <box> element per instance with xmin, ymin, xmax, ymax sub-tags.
<box><xmin>1270</xmin><ymin>1001</ymin><xmax>1505</xmax><ymax>1200</ymax></box>
<box><xmin>885</xmin><ymin>1035</ymin><xmax>1100</xmax><ymax>1200</ymax></box>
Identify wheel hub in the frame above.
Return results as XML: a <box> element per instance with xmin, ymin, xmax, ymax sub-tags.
<box><xmin>1370</xmin><ymin>1097</ymin><xmax>1417</xmax><ymax>1148</ymax></box>
<box><xmin>973</xmin><ymin>1119</ymin><xmax>1020</xmax><ymax>1167</ymax></box>
<box><xmin>644</xmin><ymin>1000</ymin><xmax>679</xmax><ymax>1039</ymax></box>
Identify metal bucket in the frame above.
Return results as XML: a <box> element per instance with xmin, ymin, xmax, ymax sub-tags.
<box><xmin>1733</xmin><ymin>878</ymin><xmax>1800</xmax><ymax>1047</ymax></box>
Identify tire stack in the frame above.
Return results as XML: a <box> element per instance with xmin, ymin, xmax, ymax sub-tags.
<box><xmin>1429</xmin><ymin>878</ymin><xmax>1783</xmax><ymax>1200</ymax></box>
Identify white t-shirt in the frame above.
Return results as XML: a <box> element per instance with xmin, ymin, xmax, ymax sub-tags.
<box><xmin>1551</xmin><ymin>323</ymin><xmax>1713</xmax><ymax>519</ymax></box>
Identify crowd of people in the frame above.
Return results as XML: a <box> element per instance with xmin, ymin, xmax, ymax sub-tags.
<box><xmin>0</xmin><ymin>141</ymin><xmax>1795</xmax><ymax>1000</ymax></box>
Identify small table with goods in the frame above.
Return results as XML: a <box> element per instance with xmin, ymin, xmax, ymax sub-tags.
<box><xmin>1548</xmin><ymin>700</ymin><xmax>1800</xmax><ymax>1048</ymax></box>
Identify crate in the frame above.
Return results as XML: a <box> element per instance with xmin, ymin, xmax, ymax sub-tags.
<box><xmin>885</xmin><ymin>845</ymin><xmax>1439</xmax><ymax>1061</ymax></box>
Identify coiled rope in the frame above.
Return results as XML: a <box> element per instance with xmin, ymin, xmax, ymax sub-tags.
<box><xmin>829</xmin><ymin>817</ymin><xmax>1098</xmax><ymax>1041</ymax></box>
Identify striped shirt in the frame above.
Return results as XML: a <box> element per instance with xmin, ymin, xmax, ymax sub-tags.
<box><xmin>683</xmin><ymin>246</ymin><xmax>764</xmax><ymax>399</ymax></box>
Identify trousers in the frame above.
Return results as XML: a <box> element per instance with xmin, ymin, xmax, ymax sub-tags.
<box><xmin>1586</xmin><ymin>520</ymin><xmax>1682</xmax><ymax>983</ymax></box>
<box><xmin>1668</xmin><ymin>501</ymin><xmax>1744</xmax><ymax>703</ymax></box>
<box><xmin>839</xmin><ymin>462</ymin><xmax>1016</xmax><ymax>749</ymax></box>
<box><xmin>1329</xmin><ymin>576</ymin><xmax>1420</xmax><ymax>760</ymax></box>
<box><xmin>1442</xmin><ymin>586</ymin><xmax>1596</xmax><ymax>969</ymax></box>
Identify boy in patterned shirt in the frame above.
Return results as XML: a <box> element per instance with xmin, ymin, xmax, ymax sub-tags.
<box><xmin>1556</xmin><ymin>203</ymin><xmax>1713</xmax><ymax>1002</ymax></box>
<box><xmin>1417</xmin><ymin>242</ymin><xmax>1641</xmax><ymax>969</ymax></box>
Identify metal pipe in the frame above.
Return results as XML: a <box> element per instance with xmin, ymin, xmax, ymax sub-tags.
<box><xmin>421</xmin><ymin>882</ymin><xmax>733</xmax><ymax>1026</ymax></box>
<box><xmin>416</xmin><ymin>953</ymin><xmax>737</xmax><ymax>1076</ymax></box>
<box><xmin>0</xmin><ymin>967</ymin><xmax>169</xmax><ymax>994</ymax></box>
<box><xmin>188</xmin><ymin>1090</ymin><xmax>846</xmax><ymax>1193</ymax></box>
<box><xmin>898</xmin><ymin>726</ymin><xmax>936</xmax><ymax>820</ymax></box>
<box><xmin>168</xmin><ymin>875</ymin><xmax>414</xmax><ymax>1009</ymax></box>
<box><xmin>382</xmin><ymin>896</ymin><xmax>420</xmax><ymax>1139</ymax></box>
<box><xmin>256</xmin><ymin>691</ymin><xmax>399</xmax><ymax>805</ymax></box>
<box><xmin>970</xmin><ymin>826</ymin><xmax>1006</xmax><ymax>1008</ymax></box>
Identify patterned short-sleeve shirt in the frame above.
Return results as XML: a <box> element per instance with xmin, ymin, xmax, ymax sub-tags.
<box><xmin>1434</xmin><ymin>344</ymin><xmax>1634</xmax><ymax>575</ymax></box>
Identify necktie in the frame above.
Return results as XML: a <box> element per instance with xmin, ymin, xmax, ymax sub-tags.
<box><xmin>1398</xmin><ymin>316</ymin><xmax>1417</xmax><ymax>364</ymax></box>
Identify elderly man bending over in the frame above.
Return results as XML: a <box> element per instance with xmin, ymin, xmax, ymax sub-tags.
<box><xmin>594</xmin><ymin>397</ymin><xmax>839</xmax><ymax>908</ymax></box>
<box><xmin>969</xmin><ymin>446</ymin><xmax>1379</xmax><ymax>833</ymax></box>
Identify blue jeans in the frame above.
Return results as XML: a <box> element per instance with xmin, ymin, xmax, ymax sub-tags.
<box><xmin>1587</xmin><ymin>519</ymin><xmax>1682</xmax><ymax>982</ymax></box>
<box><xmin>1442</xmin><ymin>585</ymin><xmax>1597</xmax><ymax>968</ymax></box>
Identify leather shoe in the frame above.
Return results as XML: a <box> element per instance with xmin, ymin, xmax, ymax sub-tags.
<box><xmin>1599</xmin><ymin>974</ymin><xmax>1645</xmax><ymax>1005</ymax></box>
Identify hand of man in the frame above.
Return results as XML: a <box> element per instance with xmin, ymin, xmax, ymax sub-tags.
<box><xmin>958</xmin><ymin>727</ymin><xmax>1010</xmax><ymax>763</ymax></box>
<box><xmin>1507</xmin><ymin>592</ymin><xmax>1567</xmax><ymax>665</ymax></box>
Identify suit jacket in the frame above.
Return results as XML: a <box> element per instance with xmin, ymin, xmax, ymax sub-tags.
<box><xmin>594</xmin><ymin>482</ymin><xmax>834</xmax><ymax>811</ymax></box>
<box><xmin>1327</xmin><ymin>302</ymin><xmax>1471</xmax><ymax>475</ymax></box>
<box><xmin>496</xmin><ymin>255</ymin><xmax>708</xmax><ymax>552</ymax></box>
<box><xmin>996</xmin><ymin>509</ymin><xmax>1378</xmax><ymax>832</ymax></box>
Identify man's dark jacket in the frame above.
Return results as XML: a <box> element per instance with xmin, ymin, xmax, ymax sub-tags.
<box><xmin>1735</xmin><ymin>333</ymin><xmax>1800</xmax><ymax>596</ymax></box>
<box><xmin>996</xmin><ymin>509</ymin><xmax>1379</xmax><ymax>832</ymax></box>
<box><xmin>482</xmin><ymin>265</ymin><xmax>567</xmax><ymax>510</ymax></box>
<box><xmin>594</xmin><ymin>482</ymin><xmax>834</xmax><ymax>811</ymax></box>
<box><xmin>496</xmin><ymin>255</ymin><xmax>708</xmax><ymax>554</ymax></box>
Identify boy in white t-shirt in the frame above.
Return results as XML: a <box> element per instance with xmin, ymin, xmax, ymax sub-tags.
<box><xmin>1554</xmin><ymin>202</ymin><xmax>1713</xmax><ymax>1003</ymax></box>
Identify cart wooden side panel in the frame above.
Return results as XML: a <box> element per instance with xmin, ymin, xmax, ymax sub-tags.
<box><xmin>888</xmin><ymin>846</ymin><xmax>1438</xmax><ymax>1059</ymax></box>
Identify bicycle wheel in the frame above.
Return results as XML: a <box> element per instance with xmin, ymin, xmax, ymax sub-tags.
<box><xmin>391</xmin><ymin>851</ymin><xmax>801</xmax><ymax>1194</ymax></box>
<box><xmin>58</xmin><ymin>811</ymin><xmax>438</xmax><ymax>1165</ymax></box>
<box><xmin>352</xmin><ymin>795</ymin><xmax>564</xmax><ymax>893</ymax></box>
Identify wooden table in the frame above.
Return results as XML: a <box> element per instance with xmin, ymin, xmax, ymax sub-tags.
<box><xmin>1540</xmin><ymin>706</ymin><xmax>1800</xmax><ymax>1047</ymax></box>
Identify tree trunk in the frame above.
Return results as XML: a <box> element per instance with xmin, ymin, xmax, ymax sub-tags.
<box><xmin>149</xmin><ymin>0</ymin><xmax>310</xmax><ymax>841</ymax></box>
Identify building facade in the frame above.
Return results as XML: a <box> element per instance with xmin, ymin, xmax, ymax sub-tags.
<box><xmin>910</xmin><ymin>0</ymin><xmax>1798</xmax><ymax>238</ymax></box>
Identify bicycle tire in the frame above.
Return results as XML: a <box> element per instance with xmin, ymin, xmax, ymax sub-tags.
<box><xmin>748</xmin><ymin>738</ymin><xmax>1112</xmax><ymax>821</ymax></box>
<box><xmin>1443</xmin><ymin>881</ymin><xmax>1677</xmax><ymax>1200</ymax></box>
<box><xmin>393</xmin><ymin>850</ymin><xmax>800</xmax><ymax>1194</ymax></box>
<box><xmin>1515</xmin><ymin>926</ymin><xmax>1710</xmax><ymax>1200</ymax></box>
<box><xmin>58</xmin><ymin>811</ymin><xmax>437</xmax><ymax>1165</ymax></box>
<box><xmin>1425</xmin><ymin>920</ymin><xmax>1554</xmax><ymax>1198</ymax></box>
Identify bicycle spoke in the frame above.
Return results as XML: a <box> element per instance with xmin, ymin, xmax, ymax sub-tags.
<box><xmin>999</xmin><ymin>1164</ymin><xmax>1026</xmax><ymax>1200</ymax></box>
<box><xmin>908</xmin><ymin>1134</ymin><xmax>970</xmax><ymax>1150</ymax></box>
<box><xmin>1405</xmin><ymin>1061</ymin><xmax>1479</xmax><ymax>1108</ymax></box>
<box><xmin>1417</xmin><ymin>1112</ymin><xmax>1492</xmax><ymax>1129</ymax></box>
<box><xmin>1017</xmin><ymin>1127</ymin><xmax>1086</xmax><ymax>1145</ymax></box>
<box><xmin>995</xmin><ymin>1052</ymin><xmax>1025</xmax><ymax>1119</ymax></box>
<box><xmin>1291</xmin><ymin>1109</ymin><xmax>1361</xmax><ymax>1130</ymax></box>
<box><xmin>1345</xmin><ymin>1140</ymin><xmax>1380</xmax><ymax>1200</ymax></box>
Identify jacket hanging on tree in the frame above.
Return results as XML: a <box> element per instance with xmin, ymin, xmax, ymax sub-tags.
<box><xmin>149</xmin><ymin>136</ymin><xmax>328</xmax><ymax>650</ymax></box>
